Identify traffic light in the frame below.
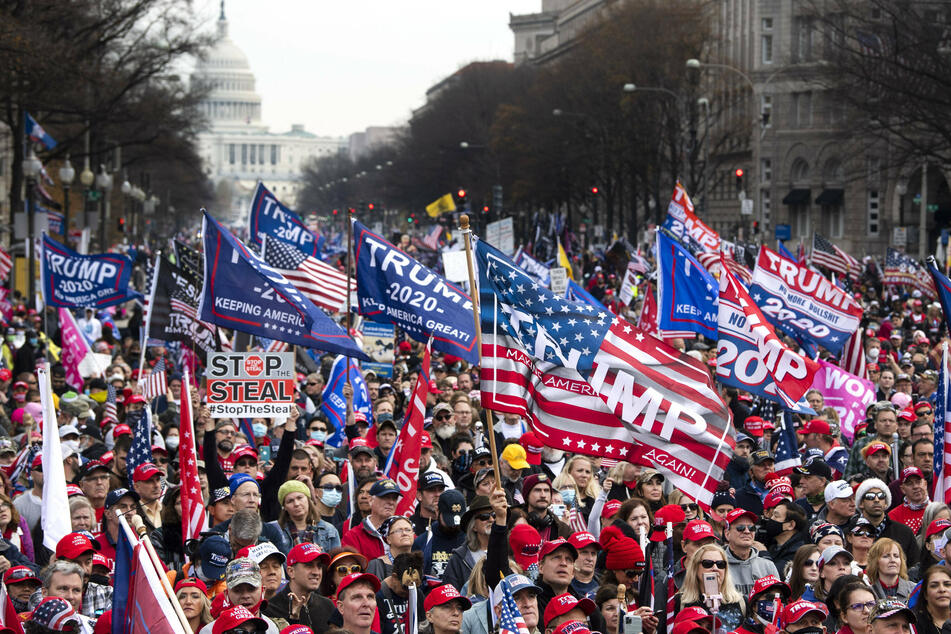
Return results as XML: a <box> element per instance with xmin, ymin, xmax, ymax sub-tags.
<box><xmin>456</xmin><ymin>189</ymin><xmax>467</xmax><ymax>207</ymax></box>
<box><xmin>368</xmin><ymin>203</ymin><xmax>375</xmax><ymax>211</ymax></box>
<box><xmin>117</xmin><ymin>217</ymin><xmax>125</xmax><ymax>233</ymax></box>
<box><xmin>348</xmin><ymin>207</ymin><xmax>356</xmax><ymax>214</ymax></box>
<box><xmin>482</xmin><ymin>205</ymin><xmax>490</xmax><ymax>213</ymax></box>
<box><xmin>735</xmin><ymin>168</ymin><xmax>744</xmax><ymax>191</ymax></box>
<box><xmin>590</xmin><ymin>186</ymin><xmax>599</xmax><ymax>195</ymax></box>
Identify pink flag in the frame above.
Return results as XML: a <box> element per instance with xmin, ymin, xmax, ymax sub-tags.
<box><xmin>58</xmin><ymin>308</ymin><xmax>90</xmax><ymax>389</ymax></box>
<box><xmin>383</xmin><ymin>339</ymin><xmax>432</xmax><ymax>517</ymax></box>
<box><xmin>128</xmin><ymin>539</ymin><xmax>189</xmax><ymax>634</ymax></box>
<box><xmin>179</xmin><ymin>368</ymin><xmax>206</xmax><ymax>548</ymax></box>
<box><xmin>810</xmin><ymin>360</ymin><xmax>876</xmax><ymax>442</ymax></box>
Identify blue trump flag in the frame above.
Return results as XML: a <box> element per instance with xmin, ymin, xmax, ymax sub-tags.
<box><xmin>248</xmin><ymin>182</ymin><xmax>323</xmax><ymax>257</ymax></box>
<box><xmin>111</xmin><ymin>515</ymin><xmax>135</xmax><ymax>634</ymax></box>
<box><xmin>321</xmin><ymin>355</ymin><xmax>372</xmax><ymax>447</ymax></box>
<box><xmin>655</xmin><ymin>231</ymin><xmax>717</xmax><ymax>339</ymax></box>
<box><xmin>41</xmin><ymin>234</ymin><xmax>137</xmax><ymax>308</ymax></box>
<box><xmin>198</xmin><ymin>211</ymin><xmax>367</xmax><ymax>359</ymax></box>
<box><xmin>25</xmin><ymin>112</ymin><xmax>56</xmax><ymax>150</ymax></box>
<box><xmin>353</xmin><ymin>219</ymin><xmax>478</xmax><ymax>364</ymax></box>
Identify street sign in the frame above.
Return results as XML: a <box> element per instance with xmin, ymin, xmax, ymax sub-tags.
<box><xmin>485</xmin><ymin>217</ymin><xmax>514</xmax><ymax>255</ymax></box>
<box><xmin>206</xmin><ymin>352</ymin><xmax>295</xmax><ymax>418</ymax></box>
<box><xmin>549</xmin><ymin>267</ymin><xmax>568</xmax><ymax>295</ymax></box>
<box><xmin>775</xmin><ymin>224</ymin><xmax>791</xmax><ymax>241</ymax></box>
<box><xmin>893</xmin><ymin>227</ymin><xmax>907</xmax><ymax>246</ymax></box>
<box><xmin>441</xmin><ymin>250</ymin><xmax>469</xmax><ymax>283</ymax></box>
<box><xmin>741</xmin><ymin>199</ymin><xmax>754</xmax><ymax>215</ymax></box>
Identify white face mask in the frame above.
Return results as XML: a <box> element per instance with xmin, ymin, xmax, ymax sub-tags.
<box><xmin>867</xmin><ymin>348</ymin><xmax>881</xmax><ymax>362</ymax></box>
<box><xmin>165</xmin><ymin>436</ymin><xmax>180</xmax><ymax>451</ymax></box>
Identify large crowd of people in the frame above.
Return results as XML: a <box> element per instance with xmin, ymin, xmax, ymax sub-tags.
<box><xmin>0</xmin><ymin>245</ymin><xmax>938</xmax><ymax>634</ymax></box>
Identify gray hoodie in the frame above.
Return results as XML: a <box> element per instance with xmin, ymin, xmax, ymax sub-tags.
<box><xmin>726</xmin><ymin>547</ymin><xmax>779</xmax><ymax>595</ymax></box>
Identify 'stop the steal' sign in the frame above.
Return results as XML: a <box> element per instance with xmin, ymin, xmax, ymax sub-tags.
<box><xmin>206</xmin><ymin>351</ymin><xmax>295</xmax><ymax>418</ymax></box>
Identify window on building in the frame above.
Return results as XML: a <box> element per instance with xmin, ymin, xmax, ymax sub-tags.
<box><xmin>762</xmin><ymin>189</ymin><xmax>772</xmax><ymax>225</ymax></box>
<box><xmin>761</xmin><ymin>158</ymin><xmax>772</xmax><ymax>183</ymax></box>
<box><xmin>793</xmin><ymin>205</ymin><xmax>810</xmax><ymax>238</ymax></box>
<box><xmin>793</xmin><ymin>92</ymin><xmax>813</xmax><ymax>127</ymax></box>
<box><xmin>249</xmin><ymin>144</ymin><xmax>256</xmax><ymax>164</ymax></box>
<box><xmin>868</xmin><ymin>190</ymin><xmax>880</xmax><ymax>236</ymax></box>
<box><xmin>228</xmin><ymin>144</ymin><xmax>235</xmax><ymax>165</ymax></box>
<box><xmin>822</xmin><ymin>203</ymin><xmax>844</xmax><ymax>238</ymax></box>
<box><xmin>271</xmin><ymin>145</ymin><xmax>278</xmax><ymax>165</ymax></box>
<box><xmin>794</xmin><ymin>17</ymin><xmax>814</xmax><ymax>62</ymax></box>
<box><xmin>761</xmin><ymin>95</ymin><xmax>773</xmax><ymax>127</ymax></box>
<box><xmin>259</xmin><ymin>145</ymin><xmax>265</xmax><ymax>163</ymax></box>
<box><xmin>791</xmin><ymin>158</ymin><xmax>810</xmax><ymax>183</ymax></box>
<box><xmin>241</xmin><ymin>144</ymin><xmax>247</xmax><ymax>164</ymax></box>
<box><xmin>762</xmin><ymin>34</ymin><xmax>773</xmax><ymax>64</ymax></box>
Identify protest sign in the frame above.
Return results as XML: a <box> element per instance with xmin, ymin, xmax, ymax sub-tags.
<box><xmin>206</xmin><ymin>352</ymin><xmax>295</xmax><ymax>418</ymax></box>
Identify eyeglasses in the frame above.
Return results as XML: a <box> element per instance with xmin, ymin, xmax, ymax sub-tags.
<box><xmin>336</xmin><ymin>564</ymin><xmax>363</xmax><ymax>575</ymax></box>
<box><xmin>803</xmin><ymin>559</ymin><xmax>818</xmax><ymax>567</ymax></box>
<box><xmin>216</xmin><ymin>430</ymin><xmax>236</xmax><ymax>437</ymax></box>
<box><xmin>849</xmin><ymin>601</ymin><xmax>876</xmax><ymax>613</ymax></box>
<box><xmin>680</xmin><ymin>503</ymin><xmax>699</xmax><ymax>512</ymax></box>
<box><xmin>476</xmin><ymin>513</ymin><xmax>495</xmax><ymax>521</ymax></box>
<box><xmin>309</xmin><ymin>427</ymin><xmax>326</xmax><ymax>433</ymax></box>
<box><xmin>863</xmin><ymin>491</ymin><xmax>888</xmax><ymax>501</ymax></box>
<box><xmin>852</xmin><ymin>531</ymin><xmax>875</xmax><ymax>538</ymax></box>
<box><xmin>155</xmin><ymin>458</ymin><xmax>169</xmax><ymax>466</ymax></box>
<box><xmin>321</xmin><ymin>485</ymin><xmax>343</xmax><ymax>492</ymax></box>
<box><xmin>918</xmin><ymin>410</ymin><xmax>934</xmax><ymax>416</ymax></box>
<box><xmin>731</xmin><ymin>525</ymin><xmax>756</xmax><ymax>533</ymax></box>
<box><xmin>700</xmin><ymin>560</ymin><xmax>727</xmax><ymax>570</ymax></box>
<box><xmin>306</xmin><ymin>382</ymin><xmax>319</xmax><ymax>386</ymax></box>
<box><xmin>388</xmin><ymin>527</ymin><xmax>414</xmax><ymax>535</ymax></box>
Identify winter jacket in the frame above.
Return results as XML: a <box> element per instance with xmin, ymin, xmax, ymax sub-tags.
<box><xmin>444</xmin><ymin>543</ymin><xmax>480</xmax><ymax>592</ymax></box>
<box><xmin>869</xmin><ymin>577</ymin><xmax>916</xmax><ymax>603</ymax></box>
<box><xmin>342</xmin><ymin>518</ymin><xmax>386</xmax><ymax>561</ymax></box>
<box><xmin>263</xmin><ymin>585</ymin><xmax>335</xmax><ymax>634</ymax></box>
<box><xmin>275</xmin><ymin>520</ymin><xmax>341</xmax><ymax>555</ymax></box>
<box><xmin>726</xmin><ymin>547</ymin><xmax>779</xmax><ymax>596</ymax></box>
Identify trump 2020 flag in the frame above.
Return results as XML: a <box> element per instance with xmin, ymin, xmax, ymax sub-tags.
<box><xmin>718</xmin><ymin>254</ymin><xmax>819</xmax><ymax>409</ymax></box>
<box><xmin>353</xmin><ymin>219</ymin><xmax>478</xmax><ymax>364</ymax></box>
<box><xmin>41</xmin><ymin>234</ymin><xmax>136</xmax><ymax>308</ymax></box>
<box><xmin>662</xmin><ymin>182</ymin><xmax>720</xmax><ymax>254</ymax></box>
<box><xmin>749</xmin><ymin>246</ymin><xmax>862</xmax><ymax>356</ymax></box>
<box><xmin>477</xmin><ymin>240</ymin><xmax>735</xmax><ymax>510</ymax></box>
<box><xmin>25</xmin><ymin>112</ymin><xmax>56</xmax><ymax>150</ymax></box>
<box><xmin>321</xmin><ymin>355</ymin><xmax>372</xmax><ymax>447</ymax></box>
<box><xmin>198</xmin><ymin>211</ymin><xmax>366</xmax><ymax>359</ymax></box>
<box><xmin>248</xmin><ymin>182</ymin><xmax>323</xmax><ymax>256</ymax></box>
<box><xmin>656</xmin><ymin>230</ymin><xmax>717</xmax><ymax>339</ymax></box>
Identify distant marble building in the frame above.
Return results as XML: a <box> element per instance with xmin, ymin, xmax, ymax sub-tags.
<box><xmin>192</xmin><ymin>3</ymin><xmax>346</xmax><ymax>221</ymax></box>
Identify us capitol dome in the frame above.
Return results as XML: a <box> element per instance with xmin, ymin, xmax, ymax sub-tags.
<box><xmin>192</xmin><ymin>2</ymin><xmax>346</xmax><ymax>220</ymax></box>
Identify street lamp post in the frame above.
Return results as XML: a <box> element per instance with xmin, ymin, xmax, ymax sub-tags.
<box><xmin>22</xmin><ymin>150</ymin><xmax>42</xmax><ymax>304</ymax></box>
<box><xmin>96</xmin><ymin>165</ymin><xmax>113</xmax><ymax>251</ymax></box>
<box><xmin>58</xmin><ymin>155</ymin><xmax>75</xmax><ymax>244</ymax></box>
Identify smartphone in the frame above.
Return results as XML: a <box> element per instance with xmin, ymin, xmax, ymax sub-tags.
<box><xmin>258</xmin><ymin>446</ymin><xmax>271</xmax><ymax>462</ymax></box>
<box><xmin>702</xmin><ymin>572</ymin><xmax>719</xmax><ymax>609</ymax></box>
<box><xmin>623</xmin><ymin>613</ymin><xmax>642</xmax><ymax>634</ymax></box>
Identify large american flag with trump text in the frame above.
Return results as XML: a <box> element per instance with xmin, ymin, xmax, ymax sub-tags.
<box><xmin>476</xmin><ymin>240</ymin><xmax>735</xmax><ymax>509</ymax></box>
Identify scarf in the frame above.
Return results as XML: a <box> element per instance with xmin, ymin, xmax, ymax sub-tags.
<box><xmin>904</xmin><ymin>498</ymin><xmax>930</xmax><ymax>511</ymax></box>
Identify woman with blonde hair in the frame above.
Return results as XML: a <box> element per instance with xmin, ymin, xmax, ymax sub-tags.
<box><xmin>565</xmin><ymin>455</ymin><xmax>599</xmax><ymax>518</ymax></box>
<box><xmin>175</xmin><ymin>578</ymin><xmax>212</xmax><ymax>632</ymax></box>
<box><xmin>673</xmin><ymin>543</ymin><xmax>745</xmax><ymax>631</ymax></box>
<box><xmin>866</xmin><ymin>537</ymin><xmax>914</xmax><ymax>601</ymax></box>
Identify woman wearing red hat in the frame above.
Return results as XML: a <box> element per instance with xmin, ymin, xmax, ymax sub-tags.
<box><xmin>176</xmin><ymin>578</ymin><xmax>213</xmax><ymax>633</ymax></box>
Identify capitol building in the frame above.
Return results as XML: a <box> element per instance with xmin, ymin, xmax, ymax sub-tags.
<box><xmin>192</xmin><ymin>3</ymin><xmax>346</xmax><ymax>221</ymax></box>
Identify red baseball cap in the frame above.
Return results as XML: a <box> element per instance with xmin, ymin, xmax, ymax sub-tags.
<box><xmin>601</xmin><ymin>500</ymin><xmax>622</xmax><ymax>520</ymax></box>
<box><xmin>927</xmin><ymin>519</ymin><xmax>951</xmax><ymax>539</ymax></box>
<box><xmin>286</xmin><ymin>543</ymin><xmax>330</xmax><ymax>567</ymax></box>
<box><xmin>280</xmin><ymin>627</ymin><xmax>314</xmax><ymax>634</ymax></box>
<box><xmin>744</xmin><ymin>416</ymin><xmax>765</xmax><ymax>437</ymax></box>
<box><xmin>901</xmin><ymin>467</ymin><xmax>925</xmax><ymax>483</ymax></box>
<box><xmin>799</xmin><ymin>419</ymin><xmax>832</xmax><ymax>435</ymax></box>
<box><xmin>420</xmin><ymin>431</ymin><xmax>433</xmax><ymax>449</ymax></box>
<box><xmin>423</xmin><ymin>583</ymin><xmax>472</xmax><ymax>612</ymax></box>
<box><xmin>428</xmin><ymin>381</ymin><xmax>442</xmax><ymax>394</ymax></box>
<box><xmin>782</xmin><ymin>600</ymin><xmax>829</xmax><ymax>625</ymax></box>
<box><xmin>3</xmin><ymin>566</ymin><xmax>39</xmax><ymax>586</ymax></box>
<box><xmin>12</xmin><ymin>382</ymin><xmax>27</xmax><ymax>391</ymax></box>
<box><xmin>231</xmin><ymin>445</ymin><xmax>259</xmax><ymax>462</ymax></box>
<box><xmin>683</xmin><ymin>520</ymin><xmax>716</xmax><ymax>542</ymax></box>
<box><xmin>863</xmin><ymin>441</ymin><xmax>891</xmax><ymax>457</ymax></box>
<box><xmin>92</xmin><ymin>553</ymin><xmax>112</xmax><ymax>570</ymax></box>
<box><xmin>899</xmin><ymin>408</ymin><xmax>916</xmax><ymax>423</ymax></box>
<box><xmin>212</xmin><ymin>606</ymin><xmax>267</xmax><ymax>634</ymax></box>
<box><xmin>725</xmin><ymin>508</ymin><xmax>758</xmax><ymax>526</ymax></box>
<box><xmin>553</xmin><ymin>622</ymin><xmax>591</xmax><ymax>634</ymax></box>
<box><xmin>113</xmin><ymin>424</ymin><xmax>132</xmax><ymax>438</ymax></box>
<box><xmin>174</xmin><ymin>577</ymin><xmax>208</xmax><ymax>595</ymax></box>
<box><xmin>66</xmin><ymin>484</ymin><xmax>84</xmax><ymax>498</ymax></box>
<box><xmin>567</xmin><ymin>532</ymin><xmax>601</xmax><ymax>551</ymax></box>
<box><xmin>914</xmin><ymin>401</ymin><xmax>933</xmax><ymax>412</ymax></box>
<box><xmin>336</xmin><ymin>572</ymin><xmax>381</xmax><ymax>599</ymax></box>
<box><xmin>125</xmin><ymin>394</ymin><xmax>146</xmax><ymax>405</ymax></box>
<box><xmin>539</xmin><ymin>538</ymin><xmax>578</xmax><ymax>561</ymax></box>
<box><xmin>673</xmin><ymin>607</ymin><xmax>721</xmax><ymax>630</ymax></box>
<box><xmin>764</xmin><ymin>490</ymin><xmax>789</xmax><ymax>510</ymax></box>
<box><xmin>132</xmin><ymin>463</ymin><xmax>162</xmax><ymax>483</ymax></box>
<box><xmin>519</xmin><ymin>431</ymin><xmax>543</xmax><ymax>466</ymax></box>
<box><xmin>651</xmin><ymin>504</ymin><xmax>686</xmax><ymax>541</ymax></box>
<box><xmin>543</xmin><ymin>593</ymin><xmax>596</xmax><ymax>627</ymax></box>
<box><xmin>353</xmin><ymin>411</ymin><xmax>368</xmax><ymax>424</ymax></box>
<box><xmin>55</xmin><ymin>532</ymin><xmax>99</xmax><ymax>560</ymax></box>
<box><xmin>0</xmin><ymin>370</ymin><xmax>11</xmax><ymax>383</ymax></box>
<box><xmin>751</xmin><ymin>575</ymin><xmax>790</xmax><ymax>599</ymax></box>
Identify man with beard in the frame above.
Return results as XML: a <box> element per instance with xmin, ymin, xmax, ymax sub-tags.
<box><xmin>419</xmin><ymin>431</ymin><xmax>453</xmax><ymax>488</ymax></box>
<box><xmin>523</xmin><ymin>475</ymin><xmax>571</xmax><ymax>541</ymax></box>
<box><xmin>200</xmin><ymin>558</ymin><xmax>280</xmax><ymax>634</ymax></box>
<box><xmin>206</xmin><ymin>420</ymin><xmax>238</xmax><ymax>474</ymax></box>
<box><xmin>499</xmin><ymin>444</ymin><xmax>530</xmax><ymax>503</ymax></box>
<box><xmin>4</xmin><ymin>566</ymin><xmax>40</xmax><ymax>614</ymax></box>
<box><xmin>411</xmin><ymin>472</ymin><xmax>445</xmax><ymax>535</ymax></box>
<box><xmin>445</xmin><ymin>496</ymin><xmax>493</xmax><ymax>590</ymax></box>
<box><xmin>430</xmin><ymin>403</ymin><xmax>456</xmax><ymax>455</ymax></box>
<box><xmin>414</xmin><ymin>489</ymin><xmax>467</xmax><ymax>578</ymax></box>
<box><xmin>539</xmin><ymin>445</ymin><xmax>567</xmax><ymax>481</ymax></box>
<box><xmin>348</xmin><ymin>438</ymin><xmax>379</xmax><ymax>480</ymax></box>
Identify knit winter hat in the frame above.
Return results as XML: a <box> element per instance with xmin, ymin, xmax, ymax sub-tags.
<box><xmin>278</xmin><ymin>480</ymin><xmax>310</xmax><ymax>506</ymax></box>
<box><xmin>855</xmin><ymin>478</ymin><xmax>892</xmax><ymax>508</ymax></box>
<box><xmin>600</xmin><ymin>525</ymin><xmax>645</xmax><ymax>571</ymax></box>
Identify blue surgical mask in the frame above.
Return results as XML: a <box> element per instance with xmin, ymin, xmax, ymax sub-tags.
<box><xmin>311</xmin><ymin>430</ymin><xmax>327</xmax><ymax>442</ymax></box>
<box><xmin>321</xmin><ymin>489</ymin><xmax>342</xmax><ymax>508</ymax></box>
<box><xmin>252</xmin><ymin>423</ymin><xmax>268</xmax><ymax>438</ymax></box>
<box><xmin>559</xmin><ymin>488</ymin><xmax>576</xmax><ymax>507</ymax></box>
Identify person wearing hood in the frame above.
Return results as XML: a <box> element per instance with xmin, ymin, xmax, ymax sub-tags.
<box><xmin>723</xmin><ymin>509</ymin><xmax>779</xmax><ymax>596</ymax></box>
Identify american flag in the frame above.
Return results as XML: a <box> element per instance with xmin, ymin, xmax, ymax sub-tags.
<box><xmin>139</xmin><ymin>357</ymin><xmax>167</xmax><ymax>401</ymax></box>
<box><xmin>3</xmin><ymin>442</ymin><xmax>39</xmax><ymax>490</ymax></box>
<box><xmin>936</xmin><ymin>343</ymin><xmax>951</xmax><ymax>504</ymax></box>
<box><xmin>774</xmin><ymin>412</ymin><xmax>803</xmax><ymax>475</ymax></box>
<box><xmin>262</xmin><ymin>236</ymin><xmax>353</xmax><ymax>314</ymax></box>
<box><xmin>567</xmin><ymin>506</ymin><xmax>587</xmax><ymax>533</ymax></box>
<box><xmin>103</xmin><ymin>384</ymin><xmax>119</xmax><ymax>423</ymax></box>
<box><xmin>477</xmin><ymin>241</ymin><xmax>735</xmax><ymax>510</ymax></box>
<box><xmin>497</xmin><ymin>576</ymin><xmax>531</xmax><ymax>634</ymax></box>
<box><xmin>0</xmin><ymin>247</ymin><xmax>11</xmax><ymax>281</ymax></box>
<box><xmin>884</xmin><ymin>248</ymin><xmax>935</xmax><ymax>297</ymax></box>
<box><xmin>178</xmin><ymin>369</ymin><xmax>206</xmax><ymax>547</ymax></box>
<box><xmin>31</xmin><ymin>598</ymin><xmax>77</xmax><ymax>632</ymax></box>
<box><xmin>812</xmin><ymin>233</ymin><xmax>858</xmax><ymax>277</ymax></box>
<box><xmin>126</xmin><ymin>408</ymin><xmax>154</xmax><ymax>489</ymax></box>
<box><xmin>696</xmin><ymin>249</ymin><xmax>753</xmax><ymax>285</ymax></box>
<box><xmin>256</xmin><ymin>336</ymin><xmax>289</xmax><ymax>353</ymax></box>
<box><xmin>841</xmin><ymin>328</ymin><xmax>867</xmax><ymax>379</ymax></box>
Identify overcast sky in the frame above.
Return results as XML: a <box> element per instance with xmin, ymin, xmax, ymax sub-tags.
<box><xmin>195</xmin><ymin>1</ymin><xmax>540</xmax><ymax>138</ymax></box>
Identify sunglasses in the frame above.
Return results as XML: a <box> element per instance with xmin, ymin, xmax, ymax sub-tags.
<box><xmin>700</xmin><ymin>559</ymin><xmax>727</xmax><ymax>570</ymax></box>
<box><xmin>155</xmin><ymin>458</ymin><xmax>169</xmax><ymax>466</ymax></box>
<box><xmin>918</xmin><ymin>410</ymin><xmax>933</xmax><ymax>416</ymax></box>
<box><xmin>306</xmin><ymin>382</ymin><xmax>320</xmax><ymax>386</ymax></box>
<box><xmin>862</xmin><ymin>492</ymin><xmax>888</xmax><ymax>501</ymax></box>
<box><xmin>852</xmin><ymin>530</ymin><xmax>875</xmax><ymax>538</ymax></box>
<box><xmin>623</xmin><ymin>569</ymin><xmax>642</xmax><ymax>578</ymax></box>
<box><xmin>476</xmin><ymin>513</ymin><xmax>495</xmax><ymax>521</ymax></box>
<box><xmin>680</xmin><ymin>503</ymin><xmax>699</xmax><ymax>512</ymax></box>
<box><xmin>731</xmin><ymin>525</ymin><xmax>756</xmax><ymax>533</ymax></box>
<box><xmin>804</xmin><ymin>559</ymin><xmax>818</xmax><ymax>567</ymax></box>
<box><xmin>309</xmin><ymin>427</ymin><xmax>326</xmax><ymax>433</ymax></box>
<box><xmin>434</xmin><ymin>414</ymin><xmax>452</xmax><ymax>421</ymax></box>
<box><xmin>322</xmin><ymin>485</ymin><xmax>344</xmax><ymax>492</ymax></box>
<box><xmin>336</xmin><ymin>564</ymin><xmax>363</xmax><ymax>575</ymax></box>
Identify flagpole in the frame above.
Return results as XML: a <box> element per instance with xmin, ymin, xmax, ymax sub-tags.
<box><xmin>345</xmin><ymin>216</ymin><xmax>353</xmax><ymax>393</ymax></box>
<box><xmin>127</xmin><ymin>514</ymin><xmax>192</xmax><ymax>634</ymax></box>
<box><xmin>138</xmin><ymin>251</ymin><xmax>161</xmax><ymax>382</ymax></box>
<box><xmin>459</xmin><ymin>214</ymin><xmax>502</xmax><ymax>488</ymax></box>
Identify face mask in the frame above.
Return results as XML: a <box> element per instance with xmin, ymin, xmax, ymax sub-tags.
<box><xmin>165</xmin><ymin>436</ymin><xmax>180</xmax><ymax>451</ymax></box>
<box><xmin>793</xmin><ymin>628</ymin><xmax>824</xmax><ymax>634</ymax></box>
<box><xmin>550</xmin><ymin>503</ymin><xmax>566</xmax><ymax>518</ymax></box>
<box><xmin>559</xmin><ymin>488</ymin><xmax>576</xmax><ymax>507</ymax></box>
<box><xmin>754</xmin><ymin>598</ymin><xmax>778</xmax><ymax>624</ymax></box>
<box><xmin>377</xmin><ymin>412</ymin><xmax>394</xmax><ymax>423</ymax></box>
<box><xmin>61</xmin><ymin>440</ymin><xmax>79</xmax><ymax>455</ymax></box>
<box><xmin>760</xmin><ymin>518</ymin><xmax>785</xmax><ymax>540</ymax></box>
<box><xmin>321</xmin><ymin>489</ymin><xmax>342</xmax><ymax>508</ymax></box>
<box><xmin>12</xmin><ymin>393</ymin><xmax>24</xmax><ymax>403</ymax></box>
<box><xmin>310</xmin><ymin>430</ymin><xmax>327</xmax><ymax>442</ymax></box>
<box><xmin>914</xmin><ymin>363</ymin><xmax>927</xmax><ymax>373</ymax></box>
<box><xmin>252</xmin><ymin>423</ymin><xmax>268</xmax><ymax>438</ymax></box>
<box><xmin>868</xmin><ymin>348</ymin><xmax>881</xmax><ymax>362</ymax></box>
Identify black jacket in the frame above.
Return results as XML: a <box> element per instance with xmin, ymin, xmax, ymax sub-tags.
<box><xmin>263</xmin><ymin>585</ymin><xmax>335</xmax><ymax>634</ymax></box>
<box><xmin>767</xmin><ymin>531</ymin><xmax>808</xmax><ymax>579</ymax></box>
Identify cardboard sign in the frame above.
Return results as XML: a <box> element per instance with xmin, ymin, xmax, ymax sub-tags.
<box><xmin>362</xmin><ymin>322</ymin><xmax>395</xmax><ymax>379</ymax></box>
<box><xmin>549</xmin><ymin>267</ymin><xmax>568</xmax><ymax>295</ymax></box>
<box><xmin>206</xmin><ymin>352</ymin><xmax>295</xmax><ymax>417</ymax></box>
<box><xmin>486</xmin><ymin>217</ymin><xmax>515</xmax><ymax>255</ymax></box>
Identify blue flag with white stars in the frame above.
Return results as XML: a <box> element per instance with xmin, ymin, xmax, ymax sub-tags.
<box><xmin>198</xmin><ymin>211</ymin><xmax>367</xmax><ymax>359</ymax></box>
<box><xmin>655</xmin><ymin>231</ymin><xmax>718</xmax><ymax>339</ymax></box>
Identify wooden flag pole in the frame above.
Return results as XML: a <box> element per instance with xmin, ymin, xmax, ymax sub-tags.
<box><xmin>459</xmin><ymin>215</ymin><xmax>501</xmax><ymax>488</ymax></box>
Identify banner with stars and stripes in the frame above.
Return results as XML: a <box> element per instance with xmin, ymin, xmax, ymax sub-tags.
<box><xmin>476</xmin><ymin>240</ymin><xmax>735</xmax><ymax>510</ymax></box>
